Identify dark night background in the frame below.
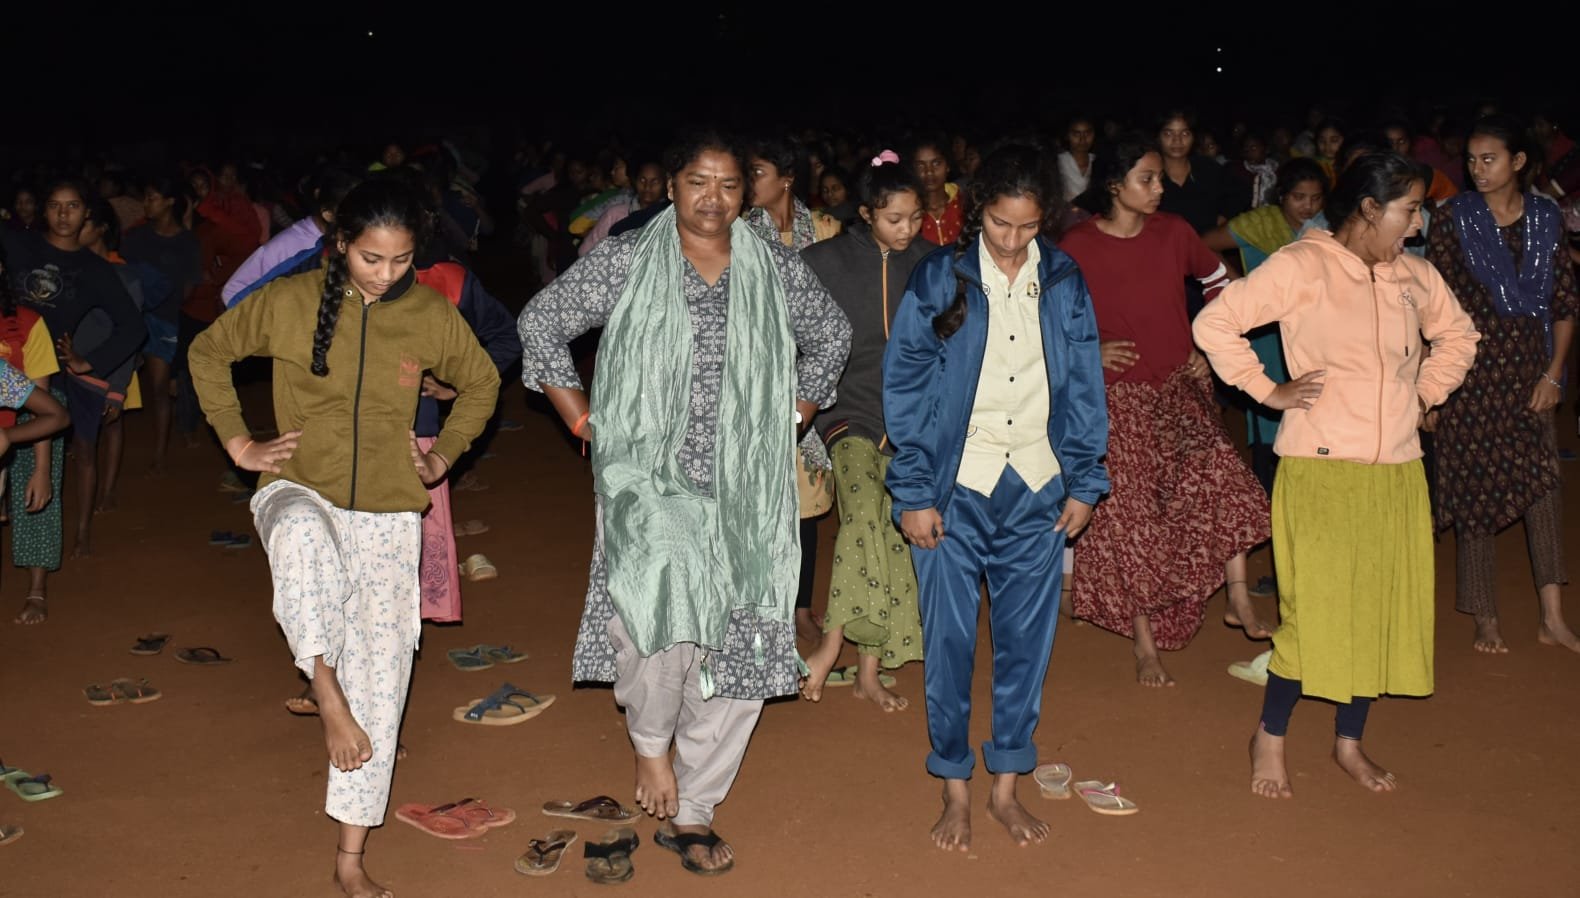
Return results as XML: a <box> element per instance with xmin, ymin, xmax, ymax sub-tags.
<box><xmin>8</xmin><ymin>6</ymin><xmax>1574</xmax><ymax>163</ymax></box>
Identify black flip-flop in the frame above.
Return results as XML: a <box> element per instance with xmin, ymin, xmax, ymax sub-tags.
<box><xmin>654</xmin><ymin>828</ymin><xmax>734</xmax><ymax>876</ymax></box>
<box><xmin>129</xmin><ymin>633</ymin><xmax>170</xmax><ymax>656</ymax></box>
<box><xmin>176</xmin><ymin>647</ymin><xmax>234</xmax><ymax>665</ymax></box>
<box><xmin>583</xmin><ymin>827</ymin><xmax>639</xmax><ymax>885</ymax></box>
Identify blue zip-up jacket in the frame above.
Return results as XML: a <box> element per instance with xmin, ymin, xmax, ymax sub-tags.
<box><xmin>882</xmin><ymin>235</ymin><xmax>1110</xmax><ymax>521</ymax></box>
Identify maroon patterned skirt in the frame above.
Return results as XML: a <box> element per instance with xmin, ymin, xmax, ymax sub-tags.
<box><xmin>1072</xmin><ymin>367</ymin><xmax>1270</xmax><ymax>650</ymax></box>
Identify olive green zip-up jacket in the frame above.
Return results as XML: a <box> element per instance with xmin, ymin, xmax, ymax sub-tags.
<box><xmin>189</xmin><ymin>267</ymin><xmax>500</xmax><ymax>513</ymax></box>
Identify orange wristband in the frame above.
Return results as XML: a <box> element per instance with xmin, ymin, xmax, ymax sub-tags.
<box><xmin>571</xmin><ymin>411</ymin><xmax>590</xmax><ymax>438</ymax></box>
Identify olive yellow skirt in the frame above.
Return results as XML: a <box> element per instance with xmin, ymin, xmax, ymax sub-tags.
<box><xmin>1269</xmin><ymin>457</ymin><xmax>1434</xmax><ymax>702</ymax></box>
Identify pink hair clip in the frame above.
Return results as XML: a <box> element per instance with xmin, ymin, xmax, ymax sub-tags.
<box><xmin>871</xmin><ymin>150</ymin><xmax>900</xmax><ymax>167</ymax></box>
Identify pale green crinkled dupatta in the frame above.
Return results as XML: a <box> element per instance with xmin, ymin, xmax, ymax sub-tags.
<box><xmin>591</xmin><ymin>205</ymin><xmax>799</xmax><ymax>657</ymax></box>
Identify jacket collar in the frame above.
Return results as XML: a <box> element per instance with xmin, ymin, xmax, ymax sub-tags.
<box><xmin>951</xmin><ymin>234</ymin><xmax>1077</xmax><ymax>288</ymax></box>
<box><xmin>341</xmin><ymin>265</ymin><xmax>418</xmax><ymax>305</ymax></box>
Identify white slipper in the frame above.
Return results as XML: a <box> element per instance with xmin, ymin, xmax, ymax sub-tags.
<box><xmin>1228</xmin><ymin>650</ymin><xmax>1272</xmax><ymax>686</ymax></box>
<box><xmin>1034</xmin><ymin>762</ymin><xmax>1073</xmax><ymax>799</ymax></box>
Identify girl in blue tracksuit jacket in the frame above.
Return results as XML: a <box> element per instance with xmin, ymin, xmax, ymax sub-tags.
<box><xmin>882</xmin><ymin>144</ymin><xmax>1110</xmax><ymax>851</ymax></box>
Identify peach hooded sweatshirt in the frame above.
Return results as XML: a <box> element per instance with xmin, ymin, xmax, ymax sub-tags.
<box><xmin>1193</xmin><ymin>229</ymin><xmax>1479</xmax><ymax>465</ymax></box>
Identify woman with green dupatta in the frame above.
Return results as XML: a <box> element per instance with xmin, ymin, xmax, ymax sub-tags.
<box><xmin>518</xmin><ymin>131</ymin><xmax>850</xmax><ymax>877</ymax></box>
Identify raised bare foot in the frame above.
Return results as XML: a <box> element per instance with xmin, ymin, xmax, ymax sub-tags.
<box><xmin>795</xmin><ymin>608</ymin><xmax>822</xmax><ymax>644</ymax></box>
<box><xmin>633</xmin><ymin>752</ymin><xmax>679</xmax><ymax>819</ymax></box>
<box><xmin>395</xmin><ymin>743</ymin><xmax>408</xmax><ymax>761</ymax></box>
<box><xmin>1537</xmin><ymin>617</ymin><xmax>1580</xmax><ymax>653</ymax></box>
<box><xmin>13</xmin><ymin>596</ymin><xmax>46</xmax><ymax>625</ymax></box>
<box><xmin>334</xmin><ymin>850</ymin><xmax>392</xmax><ymax>898</ymax></box>
<box><xmin>1223</xmin><ymin>583</ymin><xmax>1274</xmax><ymax>639</ymax></box>
<box><xmin>1332</xmin><ymin>737</ymin><xmax>1396</xmax><ymax>793</ymax></box>
<box><xmin>1472</xmin><ymin>616</ymin><xmax>1509</xmax><ymax>654</ymax></box>
<box><xmin>319</xmin><ymin>701</ymin><xmax>373</xmax><ymax>772</ymax></box>
<box><xmin>1248</xmin><ymin>726</ymin><xmax>1292</xmax><ymax>799</ymax></box>
<box><xmin>931</xmin><ymin>781</ymin><xmax>971</xmax><ymax>852</ymax></box>
<box><xmin>853</xmin><ymin>663</ymin><xmax>908</xmax><ymax>712</ymax></box>
<box><xmin>1135</xmin><ymin>651</ymin><xmax>1176</xmax><ymax>688</ymax></box>
<box><xmin>985</xmin><ymin>779</ymin><xmax>1049</xmax><ymax>846</ymax></box>
<box><xmin>797</xmin><ymin>633</ymin><xmax>844</xmax><ymax>703</ymax></box>
<box><xmin>663</xmin><ymin>823</ymin><xmax>735</xmax><ymax>872</ymax></box>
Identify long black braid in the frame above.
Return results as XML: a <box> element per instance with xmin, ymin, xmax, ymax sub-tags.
<box><xmin>309</xmin><ymin>249</ymin><xmax>350</xmax><ymax>376</ymax></box>
<box><xmin>932</xmin><ymin>143</ymin><xmax>1062</xmax><ymax>340</ymax></box>
<box><xmin>308</xmin><ymin>176</ymin><xmax>431</xmax><ymax>377</ymax></box>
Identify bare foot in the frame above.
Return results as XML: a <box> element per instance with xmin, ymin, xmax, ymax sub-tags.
<box><xmin>334</xmin><ymin>850</ymin><xmax>392</xmax><ymax>898</ymax></box>
<box><xmin>70</xmin><ymin>539</ymin><xmax>92</xmax><ymax>560</ymax></box>
<box><xmin>931</xmin><ymin>781</ymin><xmax>971</xmax><ymax>852</ymax></box>
<box><xmin>285</xmin><ymin>692</ymin><xmax>320</xmax><ymax>715</ymax></box>
<box><xmin>633</xmin><ymin>753</ymin><xmax>679</xmax><ymax>819</ymax></box>
<box><xmin>1223</xmin><ymin>583</ymin><xmax>1274</xmax><ymax>639</ymax></box>
<box><xmin>664</xmin><ymin>823</ymin><xmax>734</xmax><ymax>872</ymax></box>
<box><xmin>1537</xmin><ymin>617</ymin><xmax>1580</xmax><ymax>653</ymax></box>
<box><xmin>853</xmin><ymin>663</ymin><xmax>908</xmax><ymax>712</ymax></box>
<box><xmin>798</xmin><ymin>630</ymin><xmax>844</xmax><ymax>703</ymax></box>
<box><xmin>795</xmin><ymin>608</ymin><xmax>821</xmax><ymax>644</ymax></box>
<box><xmin>1135</xmin><ymin>651</ymin><xmax>1176</xmax><ymax>688</ymax></box>
<box><xmin>13</xmin><ymin>596</ymin><xmax>46</xmax><ymax>625</ymax></box>
<box><xmin>1472</xmin><ymin>615</ymin><xmax>1509</xmax><ymax>654</ymax></box>
<box><xmin>985</xmin><ymin>777</ymin><xmax>1049</xmax><ymax>846</ymax></box>
<box><xmin>145</xmin><ymin>462</ymin><xmax>166</xmax><ymax>479</ymax></box>
<box><xmin>1333</xmin><ymin>737</ymin><xmax>1396</xmax><ymax>793</ymax></box>
<box><xmin>1249</xmin><ymin>726</ymin><xmax>1293</xmax><ymax>799</ymax></box>
<box><xmin>395</xmin><ymin>743</ymin><xmax>408</xmax><ymax>761</ymax></box>
<box><xmin>95</xmin><ymin>495</ymin><xmax>117</xmax><ymax>513</ymax></box>
<box><xmin>318</xmin><ymin>700</ymin><xmax>373</xmax><ymax>772</ymax></box>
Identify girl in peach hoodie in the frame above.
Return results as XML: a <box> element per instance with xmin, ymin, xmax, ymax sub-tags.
<box><xmin>1193</xmin><ymin>153</ymin><xmax>1479</xmax><ymax>799</ymax></box>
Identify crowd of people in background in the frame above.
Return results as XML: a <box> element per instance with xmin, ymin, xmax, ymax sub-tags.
<box><xmin>5</xmin><ymin>96</ymin><xmax>1580</xmax><ymax>894</ymax></box>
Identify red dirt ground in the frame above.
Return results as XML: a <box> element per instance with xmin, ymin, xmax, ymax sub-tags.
<box><xmin>2</xmin><ymin>381</ymin><xmax>1576</xmax><ymax>898</ymax></box>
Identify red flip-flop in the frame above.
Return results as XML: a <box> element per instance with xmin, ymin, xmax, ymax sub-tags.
<box><xmin>394</xmin><ymin>801</ymin><xmax>486</xmax><ymax>840</ymax></box>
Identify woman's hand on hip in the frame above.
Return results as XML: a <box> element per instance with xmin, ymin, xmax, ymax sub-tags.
<box><xmin>1100</xmin><ymin>340</ymin><xmax>1140</xmax><ymax>374</ymax></box>
<box><xmin>228</xmin><ymin>431</ymin><xmax>302</xmax><ymax>474</ymax></box>
<box><xmin>410</xmin><ymin>431</ymin><xmax>451</xmax><ymax>485</ymax></box>
<box><xmin>1263</xmin><ymin>371</ymin><xmax>1325</xmax><ymax>411</ymax></box>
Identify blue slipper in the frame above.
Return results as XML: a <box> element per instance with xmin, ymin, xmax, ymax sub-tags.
<box><xmin>452</xmin><ymin>683</ymin><xmax>555</xmax><ymax>725</ymax></box>
<box><xmin>446</xmin><ymin>646</ymin><xmax>495</xmax><ymax>672</ymax></box>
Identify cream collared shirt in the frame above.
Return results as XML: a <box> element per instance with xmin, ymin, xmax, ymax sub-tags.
<box><xmin>956</xmin><ymin>240</ymin><xmax>1060</xmax><ymax>496</ymax></box>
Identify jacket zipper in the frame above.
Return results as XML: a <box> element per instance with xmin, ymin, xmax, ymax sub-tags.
<box><xmin>349</xmin><ymin>301</ymin><xmax>371</xmax><ymax>508</ymax></box>
<box><xmin>1370</xmin><ymin>270</ymin><xmax>1384</xmax><ymax>464</ymax></box>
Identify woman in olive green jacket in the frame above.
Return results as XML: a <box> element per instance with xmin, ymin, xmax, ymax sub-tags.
<box><xmin>190</xmin><ymin>178</ymin><xmax>498</xmax><ymax>898</ymax></box>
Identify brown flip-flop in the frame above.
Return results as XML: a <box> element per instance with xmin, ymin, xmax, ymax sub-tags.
<box><xmin>454</xmin><ymin>519</ymin><xmax>490</xmax><ymax>537</ymax></box>
<box><xmin>541</xmin><ymin>795</ymin><xmax>638</xmax><ymax>822</ymax></box>
<box><xmin>176</xmin><ymin>647</ymin><xmax>233</xmax><ymax>665</ymax></box>
<box><xmin>515</xmin><ymin>830</ymin><xmax>578</xmax><ymax>876</ymax></box>
<box><xmin>129</xmin><ymin>633</ymin><xmax>170</xmax><ymax>655</ymax></box>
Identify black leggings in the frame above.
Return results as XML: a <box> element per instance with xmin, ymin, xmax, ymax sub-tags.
<box><xmin>795</xmin><ymin>517</ymin><xmax>819</xmax><ymax>611</ymax></box>
<box><xmin>1259</xmin><ymin>673</ymin><xmax>1372</xmax><ymax>740</ymax></box>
